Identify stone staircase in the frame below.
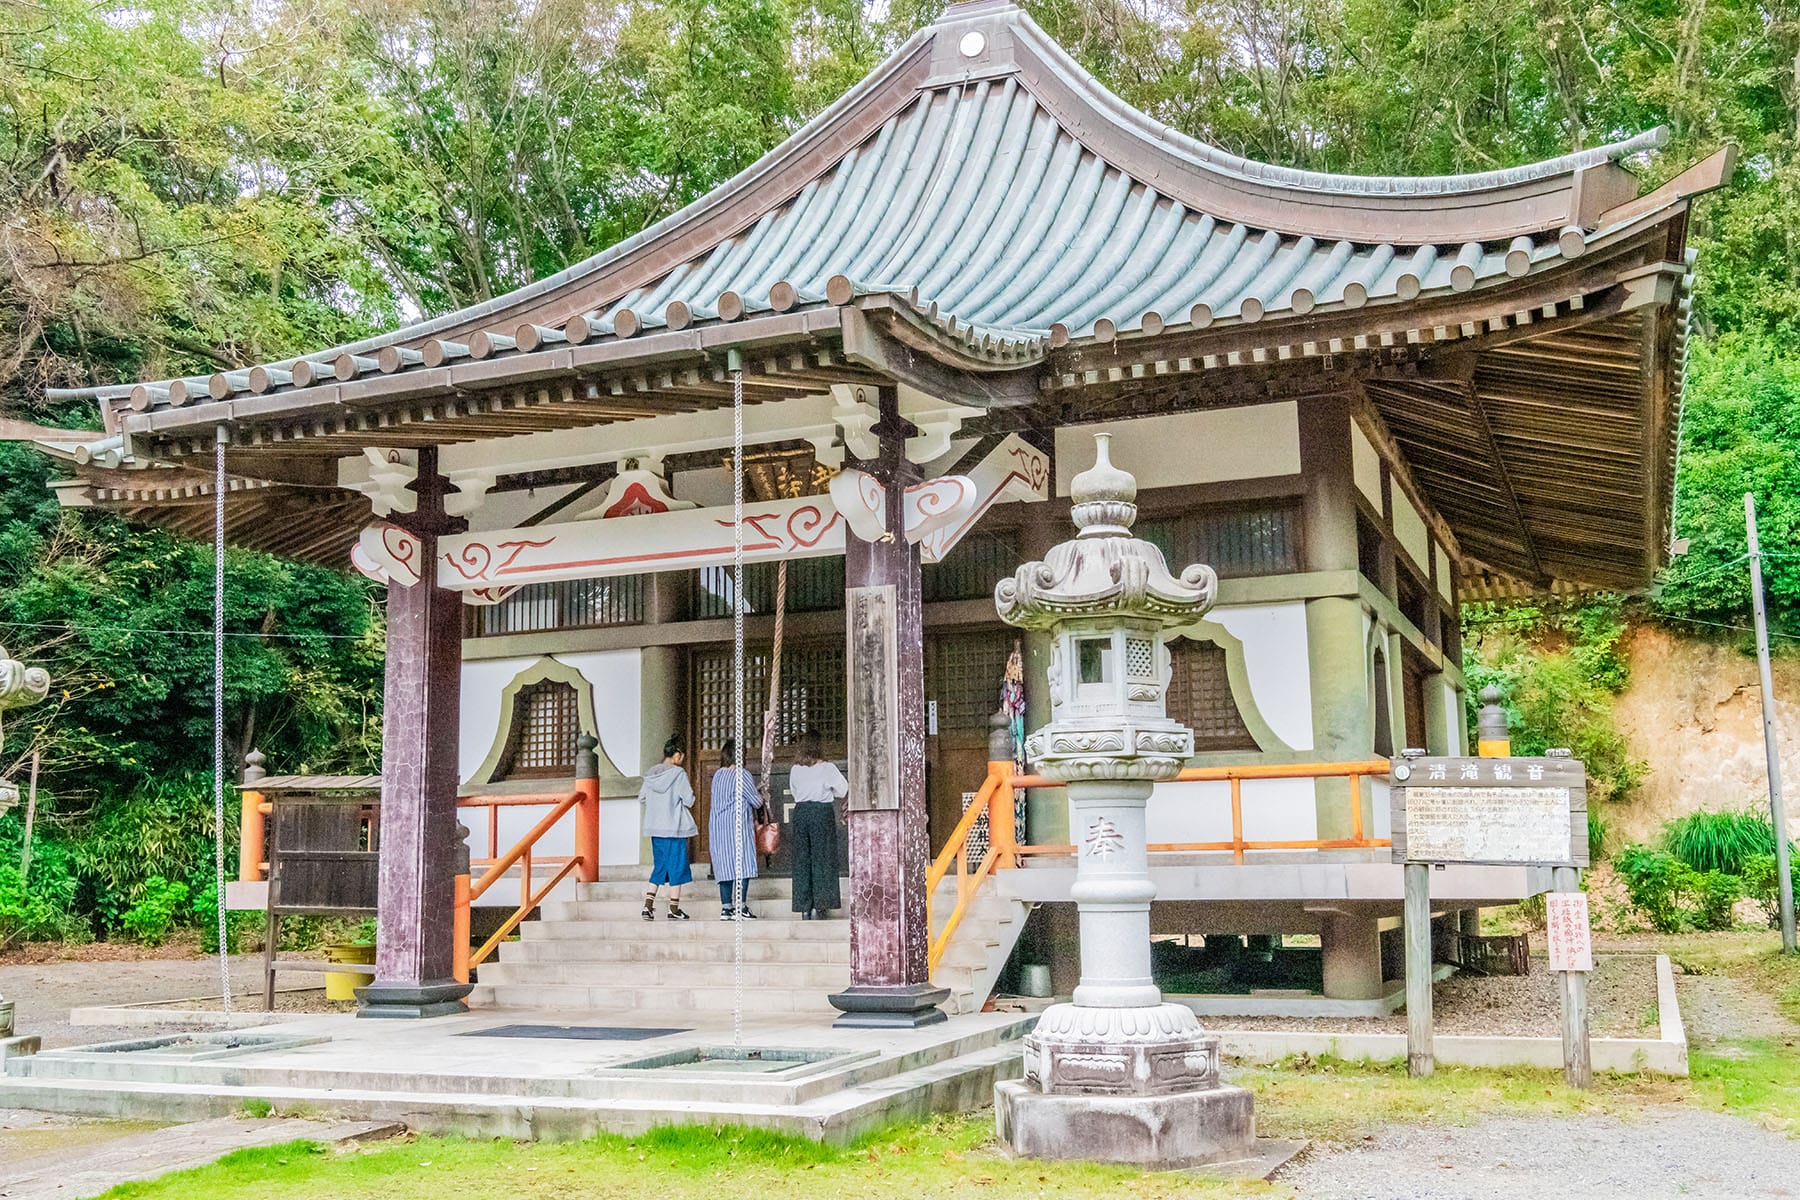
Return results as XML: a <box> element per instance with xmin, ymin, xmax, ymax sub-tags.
<box><xmin>471</xmin><ymin>874</ymin><xmax>1031</xmax><ymax>1016</ymax></box>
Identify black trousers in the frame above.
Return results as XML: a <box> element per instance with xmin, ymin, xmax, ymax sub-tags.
<box><xmin>790</xmin><ymin>802</ymin><xmax>841</xmax><ymax>913</ymax></box>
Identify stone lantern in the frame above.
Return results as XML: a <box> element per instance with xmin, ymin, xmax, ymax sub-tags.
<box><xmin>992</xmin><ymin>433</ymin><xmax>1255</xmax><ymax>1169</ymax></box>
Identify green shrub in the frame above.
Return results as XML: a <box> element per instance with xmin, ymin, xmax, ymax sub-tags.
<box><xmin>1615</xmin><ymin>845</ymin><xmax>1689</xmax><ymax>932</ymax></box>
<box><xmin>1661</xmin><ymin>809</ymin><xmax>1778</xmax><ymax>876</ymax></box>
<box><xmin>120</xmin><ymin>876</ymin><xmax>189</xmax><ymax>947</ymax></box>
<box><xmin>0</xmin><ymin>863</ymin><xmax>88</xmax><ymax>947</ymax></box>
<box><xmin>1692</xmin><ymin>870</ymin><xmax>1741</xmax><ymax>931</ymax></box>
<box><xmin>190</xmin><ymin>880</ymin><xmax>260</xmax><ymax>954</ymax></box>
<box><xmin>1741</xmin><ymin>853</ymin><xmax>1800</xmax><ymax>929</ymax></box>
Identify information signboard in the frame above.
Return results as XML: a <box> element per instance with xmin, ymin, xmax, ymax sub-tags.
<box><xmin>1390</xmin><ymin>755</ymin><xmax>1587</xmax><ymax>867</ymax></box>
<box><xmin>1546</xmin><ymin>892</ymin><xmax>1594</xmax><ymax>972</ymax></box>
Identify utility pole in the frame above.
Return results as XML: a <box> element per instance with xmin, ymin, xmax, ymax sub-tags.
<box><xmin>1746</xmin><ymin>491</ymin><xmax>1795</xmax><ymax>954</ymax></box>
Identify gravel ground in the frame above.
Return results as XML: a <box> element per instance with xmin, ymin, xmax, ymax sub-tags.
<box><xmin>0</xmin><ymin>955</ymin><xmax>267</xmax><ymax>1048</ymax></box>
<box><xmin>1220</xmin><ymin>955</ymin><xmax>1657</xmax><ymax>1038</ymax></box>
<box><xmin>1279</xmin><ymin>1108</ymin><xmax>1800</xmax><ymax>1198</ymax></box>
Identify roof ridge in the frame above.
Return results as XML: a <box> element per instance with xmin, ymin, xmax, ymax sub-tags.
<box><xmin>960</xmin><ymin>2</ymin><xmax>1667</xmax><ymax>200</ymax></box>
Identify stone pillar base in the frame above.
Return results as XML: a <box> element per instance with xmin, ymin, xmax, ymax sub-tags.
<box><xmin>995</xmin><ymin>1078</ymin><xmax>1255</xmax><ymax>1169</ymax></box>
<box><xmin>827</xmin><ymin>983</ymin><xmax>949</xmax><ymax>1028</ymax></box>
<box><xmin>355</xmin><ymin>979</ymin><xmax>472</xmax><ymax>1019</ymax></box>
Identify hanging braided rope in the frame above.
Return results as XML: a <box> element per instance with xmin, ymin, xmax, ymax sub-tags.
<box><xmin>758</xmin><ymin>559</ymin><xmax>787</xmax><ymax>797</ymax></box>
<box><xmin>213</xmin><ymin>427</ymin><xmax>232</xmax><ymax>1014</ymax></box>
<box><xmin>729</xmin><ymin>351</ymin><xmax>746</xmax><ymax>1050</ymax></box>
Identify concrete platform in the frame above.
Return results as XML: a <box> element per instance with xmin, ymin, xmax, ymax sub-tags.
<box><xmin>0</xmin><ymin>1007</ymin><xmax>1033</xmax><ymax>1142</ymax></box>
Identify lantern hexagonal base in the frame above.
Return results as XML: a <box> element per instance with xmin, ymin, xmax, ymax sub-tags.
<box><xmin>995</xmin><ymin>1079</ymin><xmax>1255</xmax><ymax>1170</ymax></box>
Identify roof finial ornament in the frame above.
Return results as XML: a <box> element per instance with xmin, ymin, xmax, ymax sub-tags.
<box><xmin>1069</xmin><ymin>432</ymin><xmax>1136</xmax><ymax>538</ymax></box>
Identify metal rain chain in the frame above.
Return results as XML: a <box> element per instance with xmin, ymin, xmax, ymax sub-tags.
<box><xmin>729</xmin><ymin>349</ymin><xmax>746</xmax><ymax>1049</ymax></box>
<box><xmin>213</xmin><ymin>427</ymin><xmax>233</xmax><ymax>1014</ymax></box>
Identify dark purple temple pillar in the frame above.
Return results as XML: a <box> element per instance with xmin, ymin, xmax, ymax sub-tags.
<box><xmin>830</xmin><ymin>387</ymin><xmax>949</xmax><ymax>1028</ymax></box>
<box><xmin>358</xmin><ymin>446</ymin><xmax>473</xmax><ymax>1019</ymax></box>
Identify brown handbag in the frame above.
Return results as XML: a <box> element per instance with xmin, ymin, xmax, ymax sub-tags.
<box><xmin>755</xmin><ymin>805</ymin><xmax>781</xmax><ymax>857</ymax></box>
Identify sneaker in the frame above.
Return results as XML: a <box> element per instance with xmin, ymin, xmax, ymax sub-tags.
<box><xmin>667</xmin><ymin>904</ymin><xmax>691</xmax><ymax>921</ymax></box>
<box><xmin>737</xmin><ymin>907</ymin><xmax>758</xmax><ymax>920</ymax></box>
<box><xmin>641</xmin><ymin>904</ymin><xmax>655</xmax><ymax>921</ymax></box>
<box><xmin>719</xmin><ymin>908</ymin><xmax>736</xmax><ymax>921</ymax></box>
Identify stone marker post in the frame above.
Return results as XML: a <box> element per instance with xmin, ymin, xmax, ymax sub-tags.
<box><xmin>991</xmin><ymin>433</ymin><xmax>1255</xmax><ymax>1169</ymax></box>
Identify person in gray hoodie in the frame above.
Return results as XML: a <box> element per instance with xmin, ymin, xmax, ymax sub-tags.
<box><xmin>639</xmin><ymin>735</ymin><xmax>698</xmax><ymax>921</ymax></box>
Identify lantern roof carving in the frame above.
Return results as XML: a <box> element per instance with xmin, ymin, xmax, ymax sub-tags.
<box><xmin>996</xmin><ymin>434</ymin><xmax>1217</xmax><ymax>629</ymax></box>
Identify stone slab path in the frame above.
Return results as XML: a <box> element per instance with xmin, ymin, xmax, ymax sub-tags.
<box><xmin>0</xmin><ymin>1113</ymin><xmax>400</xmax><ymax>1199</ymax></box>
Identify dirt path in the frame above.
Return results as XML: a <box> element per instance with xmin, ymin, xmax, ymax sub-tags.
<box><xmin>1280</xmin><ymin>1108</ymin><xmax>1800</xmax><ymax>1199</ymax></box>
<box><xmin>0</xmin><ymin>955</ymin><xmax>265</xmax><ymax>1048</ymax></box>
<box><xmin>1679</xmin><ymin>970</ymin><xmax>1795</xmax><ymax>1045</ymax></box>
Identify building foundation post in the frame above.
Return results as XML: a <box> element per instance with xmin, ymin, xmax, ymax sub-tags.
<box><xmin>1319</xmin><ymin>911</ymin><xmax>1385</xmax><ymax>1001</ymax></box>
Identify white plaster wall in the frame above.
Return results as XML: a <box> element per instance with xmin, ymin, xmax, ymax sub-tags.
<box><xmin>1371</xmin><ymin>779</ymin><xmax>1393</xmax><ymax>838</ymax></box>
<box><xmin>458</xmin><ymin>649</ymin><xmax>646</xmax><ymax>867</ymax></box>
<box><xmin>1054</xmin><ymin>403</ymin><xmax>1301</xmax><ymax>494</ymax></box>
<box><xmin>1351</xmin><ymin>422</ymin><xmax>1383</xmax><ymax>512</ymax></box>
<box><xmin>1207</xmin><ymin>602</ymin><xmax>1314</xmax><ymax>752</ymax></box>
<box><xmin>1435</xmin><ymin>544</ymin><xmax>1454</xmax><ymax>601</ymax></box>
<box><xmin>1142</xmin><ymin>779</ymin><xmax>1320</xmax><ymax>845</ymax></box>
<box><xmin>1392</xmin><ymin>489</ymin><xmax>1430</xmax><ymax>574</ymax></box>
<box><xmin>1440</xmin><ymin>677</ymin><xmax>1462</xmax><ymax>757</ymax></box>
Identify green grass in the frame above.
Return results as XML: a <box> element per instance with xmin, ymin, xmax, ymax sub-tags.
<box><xmin>93</xmin><ymin>1116</ymin><xmax>1279</xmax><ymax>1199</ymax></box>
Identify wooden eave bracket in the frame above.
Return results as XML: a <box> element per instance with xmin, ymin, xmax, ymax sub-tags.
<box><xmin>1595</xmin><ymin>145</ymin><xmax>1738</xmax><ymax>231</ymax></box>
<box><xmin>840</xmin><ymin>306</ymin><xmax>1038</xmax><ymax>408</ymax></box>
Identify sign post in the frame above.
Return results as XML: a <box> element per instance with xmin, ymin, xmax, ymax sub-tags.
<box><xmin>1403</xmin><ymin>861</ymin><xmax>1433</xmax><ymax>1077</ymax></box>
<box><xmin>1392</xmin><ymin>751</ymin><xmax>1590</xmax><ymax>1086</ymax></box>
<box><xmin>1546</xmin><ymin>880</ymin><xmax>1593</xmax><ymax>1087</ymax></box>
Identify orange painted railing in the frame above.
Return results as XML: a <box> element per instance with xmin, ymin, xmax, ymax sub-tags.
<box><xmin>1013</xmin><ymin>759</ymin><xmax>1393</xmax><ymax>864</ymax></box>
<box><xmin>453</xmin><ymin>776</ymin><xmax>599</xmax><ymax>982</ymax></box>
<box><xmin>924</xmin><ymin>757</ymin><xmax>1390</xmax><ymax>979</ymax></box>
<box><xmin>926</xmin><ymin>761</ymin><xmax>1018</xmax><ymax>973</ymax></box>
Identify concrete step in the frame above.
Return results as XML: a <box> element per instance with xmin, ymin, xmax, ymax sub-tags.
<box><xmin>495</xmin><ymin>937</ymin><xmax>852</xmax><ymax>965</ymax></box>
<box><xmin>469</xmin><ymin>982</ymin><xmax>841</xmax><ymax>1012</ymax></box>
<box><xmin>579</xmin><ymin>877</ymin><xmax>848</xmax><ymax>902</ymax></box>
<box><xmin>0</xmin><ymin>1038</ymin><xmax>1027</xmax><ymax>1142</ymax></box>
<box><xmin>517</xmin><ymin>917</ymin><xmax>849</xmax><ymax>941</ymax></box>
<box><xmin>539</xmin><ymin>899</ymin><xmax>841</xmax><ymax>922</ymax></box>
<box><xmin>477</xmin><ymin>960</ymin><xmax>849</xmax><ymax>990</ymax></box>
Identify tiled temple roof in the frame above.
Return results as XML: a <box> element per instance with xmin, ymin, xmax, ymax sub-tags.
<box><xmin>65</xmin><ymin>0</ymin><xmax>1684</xmax><ymax>424</ymax></box>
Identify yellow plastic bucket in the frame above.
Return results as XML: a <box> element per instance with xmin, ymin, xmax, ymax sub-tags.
<box><xmin>323</xmin><ymin>943</ymin><xmax>376</xmax><ymax>1001</ymax></box>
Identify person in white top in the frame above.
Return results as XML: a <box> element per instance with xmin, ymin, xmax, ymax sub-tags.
<box><xmin>787</xmin><ymin>731</ymin><xmax>847</xmax><ymax>919</ymax></box>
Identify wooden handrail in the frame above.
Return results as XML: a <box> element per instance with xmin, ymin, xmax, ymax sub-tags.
<box><xmin>927</xmin><ymin>773</ymin><xmax>1000</xmax><ymax>896</ymax></box>
<box><xmin>469</xmin><ymin>857</ymin><xmax>583</xmax><ymax>970</ymax></box>
<box><xmin>929</xmin><ymin>845</ymin><xmax>998</xmax><ymax>973</ymax></box>
<box><xmin>925</xmin><ymin>771</ymin><xmax>1001</xmax><ymax>956</ymax></box>
<box><xmin>1008</xmin><ymin>759</ymin><xmax>1391</xmax><ymax>790</ymax></box>
<box><xmin>1007</xmin><ymin>758</ymin><xmax>1393</xmax><ymax>861</ymax></box>
<box><xmin>467</xmin><ymin>790</ymin><xmax>582</xmax><ymax>904</ymax></box>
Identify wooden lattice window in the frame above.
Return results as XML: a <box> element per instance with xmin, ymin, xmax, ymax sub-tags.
<box><xmin>1166</xmin><ymin>640</ymin><xmax>1257</xmax><ymax>753</ymax></box>
<box><xmin>694</xmin><ymin>558</ymin><xmax>843</xmax><ymax>619</ymax></box>
<box><xmin>466</xmin><ymin>577</ymin><xmax>644</xmax><ymax>637</ymax></box>
<box><xmin>1139</xmin><ymin>502</ymin><xmax>1303</xmax><ymax>580</ymax></box>
<box><xmin>924</xmin><ymin>529</ymin><xmax>1020</xmax><ymax>602</ymax></box>
<box><xmin>695</xmin><ymin>640</ymin><xmax>845</xmax><ymax>753</ymax></box>
<box><xmin>928</xmin><ymin>630</ymin><xmax>1012</xmax><ymax>732</ymax></box>
<box><xmin>496</xmin><ymin>680</ymin><xmax>581</xmax><ymax>779</ymax></box>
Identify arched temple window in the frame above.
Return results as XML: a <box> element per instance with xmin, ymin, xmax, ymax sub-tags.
<box><xmin>1166</xmin><ymin>640</ymin><xmax>1257</xmax><ymax>753</ymax></box>
<box><xmin>495</xmin><ymin>679</ymin><xmax>581</xmax><ymax>779</ymax></box>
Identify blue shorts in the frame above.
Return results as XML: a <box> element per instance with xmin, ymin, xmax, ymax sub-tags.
<box><xmin>648</xmin><ymin>836</ymin><xmax>693</xmax><ymax>886</ymax></box>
